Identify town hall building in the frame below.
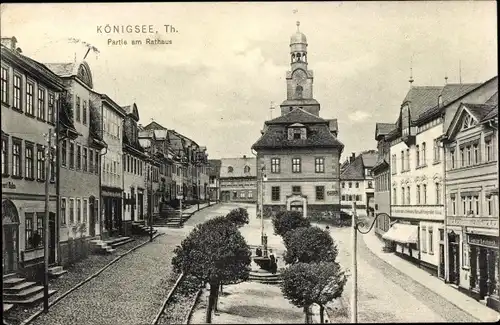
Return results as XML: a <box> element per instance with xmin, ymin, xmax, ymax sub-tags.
<box><xmin>251</xmin><ymin>22</ymin><xmax>344</xmax><ymax>220</ymax></box>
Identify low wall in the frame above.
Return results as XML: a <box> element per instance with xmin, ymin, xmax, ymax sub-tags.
<box><xmin>18</xmin><ymin>256</ymin><xmax>45</xmax><ymax>282</ymax></box>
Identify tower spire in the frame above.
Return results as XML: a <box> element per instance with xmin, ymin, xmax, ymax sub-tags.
<box><xmin>296</xmin><ymin>21</ymin><xmax>300</xmax><ymax>32</ymax></box>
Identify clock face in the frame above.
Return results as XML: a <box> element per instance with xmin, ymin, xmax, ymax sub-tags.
<box><xmin>293</xmin><ymin>69</ymin><xmax>307</xmax><ymax>84</ymax></box>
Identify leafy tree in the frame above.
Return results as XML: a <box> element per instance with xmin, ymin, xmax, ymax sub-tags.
<box><xmin>281</xmin><ymin>262</ymin><xmax>347</xmax><ymax>324</ymax></box>
<box><xmin>272</xmin><ymin>210</ymin><xmax>311</xmax><ymax>237</ymax></box>
<box><xmin>283</xmin><ymin>226</ymin><xmax>338</xmax><ymax>264</ymax></box>
<box><xmin>171</xmin><ymin>216</ymin><xmax>251</xmax><ymax>323</ymax></box>
<box><xmin>225</xmin><ymin>207</ymin><xmax>249</xmax><ymax>228</ymax></box>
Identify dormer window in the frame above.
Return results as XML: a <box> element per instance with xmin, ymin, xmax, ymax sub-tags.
<box><xmin>288</xmin><ymin>123</ymin><xmax>307</xmax><ymax>140</ymax></box>
<box><xmin>244</xmin><ymin>165</ymin><xmax>250</xmax><ymax>173</ymax></box>
<box><xmin>228</xmin><ymin>166</ymin><xmax>233</xmax><ymax>173</ymax></box>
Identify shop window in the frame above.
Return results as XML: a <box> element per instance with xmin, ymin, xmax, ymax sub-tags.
<box><xmin>428</xmin><ymin>228</ymin><xmax>433</xmax><ymax>254</ymax></box>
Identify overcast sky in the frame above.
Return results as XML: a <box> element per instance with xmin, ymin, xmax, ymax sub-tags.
<box><xmin>1</xmin><ymin>2</ymin><xmax>497</xmax><ymax>160</ymax></box>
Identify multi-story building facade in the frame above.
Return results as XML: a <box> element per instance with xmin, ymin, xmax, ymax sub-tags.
<box><xmin>373</xmin><ymin>123</ymin><xmax>394</xmax><ymax>238</ymax></box>
<box><xmin>208</xmin><ymin>159</ymin><xmax>221</xmax><ymax>202</ymax></box>
<box><xmin>45</xmin><ymin>60</ymin><xmax>105</xmax><ymax>267</ymax></box>
<box><xmin>219</xmin><ymin>156</ymin><xmax>257</xmax><ymax>203</ymax></box>
<box><xmin>1</xmin><ymin>37</ymin><xmax>64</xmax><ymax>279</ymax></box>
<box><xmin>96</xmin><ymin>93</ymin><xmax>125</xmax><ymax>238</ymax></box>
<box><xmin>340</xmin><ymin>150</ymin><xmax>378</xmax><ymax>217</ymax></box>
<box><xmin>122</xmin><ymin>103</ymin><xmax>148</xmax><ymax>234</ymax></box>
<box><xmin>442</xmin><ymin>90</ymin><xmax>499</xmax><ymax>311</ymax></box>
<box><xmin>384</xmin><ymin>78</ymin><xmax>496</xmax><ymax>277</ymax></box>
<box><xmin>251</xmin><ymin>22</ymin><xmax>344</xmax><ymax>219</ymax></box>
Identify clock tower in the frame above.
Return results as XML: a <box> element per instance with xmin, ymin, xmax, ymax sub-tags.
<box><xmin>280</xmin><ymin>21</ymin><xmax>321</xmax><ymax>116</ymax></box>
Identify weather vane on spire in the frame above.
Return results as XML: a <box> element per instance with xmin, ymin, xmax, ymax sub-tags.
<box><xmin>296</xmin><ymin>21</ymin><xmax>301</xmax><ymax>32</ymax></box>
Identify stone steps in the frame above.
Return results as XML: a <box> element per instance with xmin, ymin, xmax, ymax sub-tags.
<box><xmin>2</xmin><ymin>276</ymin><xmax>57</xmax><ymax>306</ymax></box>
<box><xmin>48</xmin><ymin>265</ymin><xmax>68</xmax><ymax>278</ymax></box>
<box><xmin>104</xmin><ymin>236</ymin><xmax>135</xmax><ymax>249</ymax></box>
<box><xmin>4</xmin><ymin>303</ymin><xmax>14</xmax><ymax>313</ymax></box>
<box><xmin>90</xmin><ymin>239</ymin><xmax>116</xmax><ymax>254</ymax></box>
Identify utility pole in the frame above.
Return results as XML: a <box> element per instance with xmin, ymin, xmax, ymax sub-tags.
<box><xmin>43</xmin><ymin>129</ymin><xmax>52</xmax><ymax>313</ymax></box>
<box><xmin>149</xmin><ymin>163</ymin><xmax>153</xmax><ymax>242</ymax></box>
<box><xmin>351</xmin><ymin>201</ymin><xmax>358</xmax><ymax>323</ymax></box>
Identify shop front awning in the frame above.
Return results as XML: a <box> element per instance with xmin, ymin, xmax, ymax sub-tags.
<box><xmin>382</xmin><ymin>223</ymin><xmax>418</xmax><ymax>244</ymax></box>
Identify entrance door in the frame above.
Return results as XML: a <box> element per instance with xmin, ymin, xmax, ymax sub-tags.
<box><xmin>448</xmin><ymin>232</ymin><xmax>460</xmax><ymax>285</ymax></box>
<box><xmin>478</xmin><ymin>248</ymin><xmax>488</xmax><ymax>299</ymax></box>
<box><xmin>290</xmin><ymin>202</ymin><xmax>304</xmax><ymax>213</ymax></box>
<box><xmin>138</xmin><ymin>193</ymin><xmax>144</xmax><ymax>220</ymax></box>
<box><xmin>439</xmin><ymin>243</ymin><xmax>445</xmax><ymax>279</ymax></box>
<box><xmin>2</xmin><ymin>199</ymin><xmax>19</xmax><ymax>275</ymax></box>
<box><xmin>49</xmin><ymin>213</ymin><xmax>56</xmax><ymax>265</ymax></box>
<box><xmin>89</xmin><ymin>196</ymin><xmax>96</xmax><ymax>237</ymax></box>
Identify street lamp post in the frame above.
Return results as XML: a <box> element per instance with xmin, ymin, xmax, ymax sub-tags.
<box><xmin>351</xmin><ymin>202</ymin><xmax>393</xmax><ymax>323</ymax></box>
<box><xmin>149</xmin><ymin>164</ymin><xmax>153</xmax><ymax>242</ymax></box>
<box><xmin>260</xmin><ymin>166</ymin><xmax>267</xmax><ymax>257</ymax></box>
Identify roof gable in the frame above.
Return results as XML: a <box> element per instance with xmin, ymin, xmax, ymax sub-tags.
<box><xmin>122</xmin><ymin>103</ymin><xmax>139</xmax><ymax>121</ymax></box>
<box><xmin>375</xmin><ymin>123</ymin><xmax>395</xmax><ymax>140</ymax></box>
<box><xmin>45</xmin><ymin>61</ymin><xmax>94</xmax><ymax>89</ymax></box>
<box><xmin>220</xmin><ymin>157</ymin><xmax>256</xmax><ymax>178</ymax></box>
<box><xmin>144</xmin><ymin>121</ymin><xmax>168</xmax><ymax>130</ymax></box>
<box><xmin>340</xmin><ymin>155</ymin><xmax>364</xmax><ymax>180</ymax></box>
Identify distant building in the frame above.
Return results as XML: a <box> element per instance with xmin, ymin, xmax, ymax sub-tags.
<box><xmin>340</xmin><ymin>150</ymin><xmax>378</xmax><ymax>217</ymax></box>
<box><xmin>122</xmin><ymin>103</ymin><xmax>148</xmax><ymax>235</ymax></box>
<box><xmin>1</xmin><ymin>37</ymin><xmax>65</xmax><ymax>278</ymax></box>
<box><xmin>372</xmin><ymin>123</ymin><xmax>395</xmax><ymax>238</ymax></box>
<box><xmin>208</xmin><ymin>159</ymin><xmax>221</xmax><ymax>201</ymax></box>
<box><xmin>442</xmin><ymin>90</ymin><xmax>499</xmax><ymax>311</ymax></box>
<box><xmin>251</xmin><ymin>22</ymin><xmax>344</xmax><ymax>219</ymax></box>
<box><xmin>219</xmin><ymin>156</ymin><xmax>257</xmax><ymax>203</ymax></box>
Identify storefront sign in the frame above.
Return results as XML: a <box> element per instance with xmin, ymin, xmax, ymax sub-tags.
<box><xmin>391</xmin><ymin>206</ymin><xmax>443</xmax><ymax>220</ymax></box>
<box><xmin>448</xmin><ymin>217</ymin><xmax>498</xmax><ymax>229</ymax></box>
<box><xmin>327</xmin><ymin>190</ymin><xmax>338</xmax><ymax>196</ymax></box>
<box><xmin>2</xmin><ymin>181</ymin><xmax>16</xmax><ymax>189</ymax></box>
<box><xmin>468</xmin><ymin>234</ymin><xmax>499</xmax><ymax>249</ymax></box>
<box><xmin>101</xmin><ymin>190</ymin><xmax>122</xmax><ymax>198</ymax></box>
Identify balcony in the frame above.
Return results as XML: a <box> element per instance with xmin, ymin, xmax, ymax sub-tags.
<box><xmin>391</xmin><ymin>205</ymin><xmax>444</xmax><ymax>221</ymax></box>
<box><xmin>447</xmin><ymin>216</ymin><xmax>498</xmax><ymax>229</ymax></box>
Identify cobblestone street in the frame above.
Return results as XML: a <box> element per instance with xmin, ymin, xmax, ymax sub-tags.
<box><xmin>32</xmin><ymin>231</ymin><xmax>186</xmax><ymax>325</ymax></box>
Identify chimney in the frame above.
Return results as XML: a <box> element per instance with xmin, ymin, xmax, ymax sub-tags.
<box><xmin>349</xmin><ymin>152</ymin><xmax>355</xmax><ymax>163</ymax></box>
<box><xmin>243</xmin><ymin>155</ymin><xmax>247</xmax><ymax>159</ymax></box>
<box><xmin>1</xmin><ymin>36</ymin><xmax>18</xmax><ymax>51</ymax></box>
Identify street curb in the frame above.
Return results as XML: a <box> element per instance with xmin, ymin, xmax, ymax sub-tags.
<box><xmin>152</xmin><ymin>272</ymin><xmax>185</xmax><ymax>325</ymax></box>
<box><xmin>20</xmin><ymin>233</ymin><xmax>163</xmax><ymax>325</ymax></box>
<box><xmin>184</xmin><ymin>288</ymin><xmax>203</xmax><ymax>324</ymax></box>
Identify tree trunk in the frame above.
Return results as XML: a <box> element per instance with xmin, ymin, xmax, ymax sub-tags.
<box><xmin>214</xmin><ymin>283</ymin><xmax>220</xmax><ymax>312</ymax></box>
<box><xmin>320</xmin><ymin>304</ymin><xmax>325</xmax><ymax>324</ymax></box>
<box><xmin>303</xmin><ymin>305</ymin><xmax>310</xmax><ymax>324</ymax></box>
<box><xmin>205</xmin><ymin>281</ymin><xmax>219</xmax><ymax>323</ymax></box>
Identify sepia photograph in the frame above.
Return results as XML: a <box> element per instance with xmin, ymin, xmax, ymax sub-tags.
<box><xmin>1</xmin><ymin>1</ymin><xmax>499</xmax><ymax>324</ymax></box>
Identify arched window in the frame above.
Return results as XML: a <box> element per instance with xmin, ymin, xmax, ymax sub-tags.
<box><xmin>341</xmin><ymin>182</ymin><xmax>345</xmax><ymax>188</ymax></box>
<box><xmin>228</xmin><ymin>166</ymin><xmax>233</xmax><ymax>173</ymax></box>
<box><xmin>348</xmin><ymin>182</ymin><xmax>352</xmax><ymax>188</ymax></box>
<box><xmin>244</xmin><ymin>166</ymin><xmax>250</xmax><ymax>173</ymax></box>
<box><xmin>295</xmin><ymin>85</ymin><xmax>303</xmax><ymax>98</ymax></box>
<box><xmin>368</xmin><ymin>181</ymin><xmax>373</xmax><ymax>189</ymax></box>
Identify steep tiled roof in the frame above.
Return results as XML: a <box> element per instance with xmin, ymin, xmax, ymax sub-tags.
<box><xmin>340</xmin><ymin>151</ymin><xmax>377</xmax><ymax>180</ymax></box>
<box><xmin>360</xmin><ymin>151</ymin><xmax>378</xmax><ymax>168</ymax></box>
<box><xmin>220</xmin><ymin>157</ymin><xmax>256</xmax><ymax>178</ymax></box>
<box><xmin>340</xmin><ymin>155</ymin><xmax>364</xmax><ymax>180</ymax></box>
<box><xmin>465</xmin><ymin>104</ymin><xmax>498</xmax><ymax>122</ymax></box>
<box><xmin>44</xmin><ymin>62</ymin><xmax>78</xmax><ymax>77</ymax></box>
<box><xmin>485</xmin><ymin>92</ymin><xmax>498</xmax><ymax>106</ymax></box>
<box><xmin>372</xmin><ymin>158</ymin><xmax>389</xmax><ymax>174</ymax></box>
<box><xmin>1</xmin><ymin>45</ymin><xmax>64</xmax><ymax>90</ymax></box>
<box><xmin>375</xmin><ymin>123</ymin><xmax>395</xmax><ymax>135</ymax></box>
<box><xmin>252</xmin><ymin>124</ymin><xmax>344</xmax><ymax>150</ymax></box>
<box><xmin>208</xmin><ymin>159</ymin><xmax>221</xmax><ymax>177</ymax></box>
<box><xmin>327</xmin><ymin>119</ymin><xmax>338</xmax><ymax>132</ymax></box>
<box><xmin>265</xmin><ymin>108</ymin><xmax>328</xmax><ymax>125</ymax></box>
<box><xmin>403</xmin><ymin>86</ymin><xmax>443</xmax><ymax>120</ymax></box>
